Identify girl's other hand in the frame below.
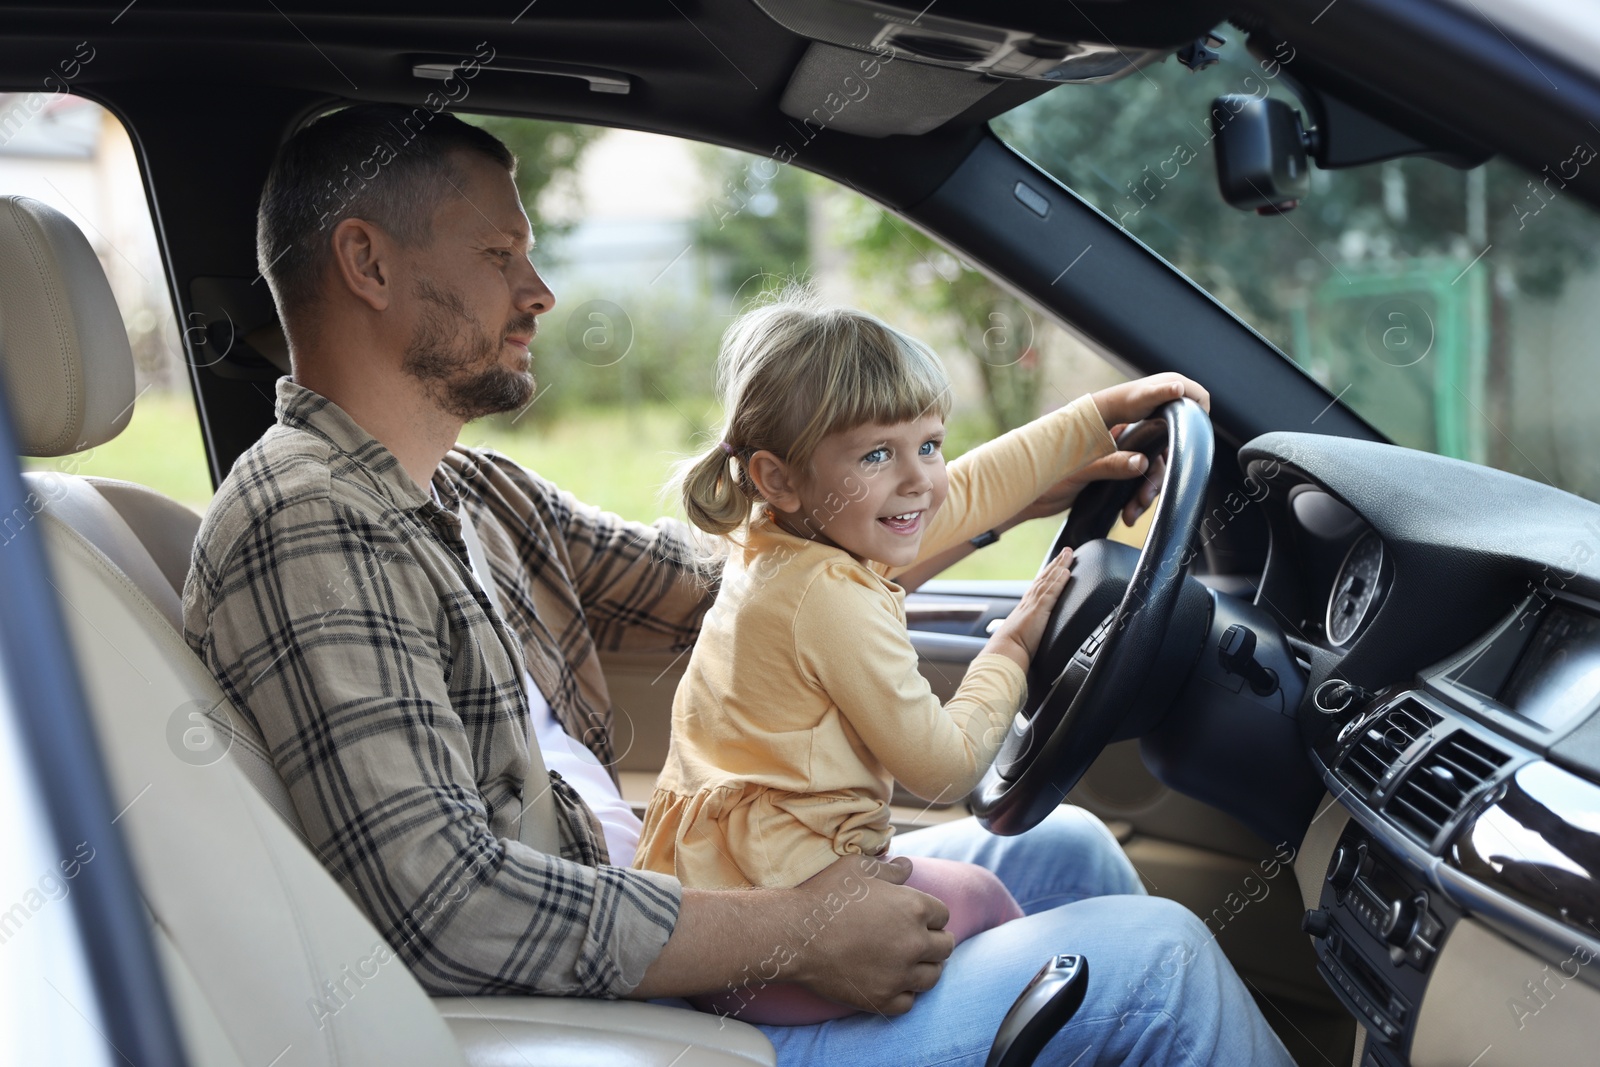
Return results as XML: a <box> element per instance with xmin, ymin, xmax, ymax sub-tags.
<box><xmin>983</xmin><ymin>547</ymin><xmax>1075</xmax><ymax>673</ymax></box>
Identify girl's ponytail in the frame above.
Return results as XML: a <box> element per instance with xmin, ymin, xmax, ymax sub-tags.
<box><xmin>675</xmin><ymin>442</ymin><xmax>753</xmax><ymax>537</ymax></box>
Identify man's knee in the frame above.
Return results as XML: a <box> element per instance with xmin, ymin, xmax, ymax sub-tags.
<box><xmin>1103</xmin><ymin>897</ymin><xmax>1215</xmax><ymax>1020</ymax></box>
<box><xmin>1035</xmin><ymin>808</ymin><xmax>1142</xmax><ymax>888</ymax></box>
<box><xmin>1035</xmin><ymin>806</ymin><xmax>1119</xmax><ymax>850</ymax></box>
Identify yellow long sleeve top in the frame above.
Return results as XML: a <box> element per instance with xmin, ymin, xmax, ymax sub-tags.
<box><xmin>633</xmin><ymin>394</ymin><xmax>1117</xmax><ymax>889</ymax></box>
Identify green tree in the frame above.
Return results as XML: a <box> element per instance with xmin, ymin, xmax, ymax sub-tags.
<box><xmin>687</xmin><ymin>143</ymin><xmax>1046</xmax><ymax>436</ymax></box>
<box><xmin>463</xmin><ymin>114</ymin><xmax>599</xmax><ymax>237</ymax></box>
<box><xmin>993</xmin><ymin>34</ymin><xmax>1600</xmax><ymax>329</ymax></box>
<box><xmin>692</xmin><ymin>144</ymin><xmax>811</xmax><ymax>297</ymax></box>
<box><xmin>989</xmin><ymin>27</ymin><xmax>1600</xmax><ymax>468</ymax></box>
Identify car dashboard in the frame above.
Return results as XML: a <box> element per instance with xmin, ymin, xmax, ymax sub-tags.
<box><xmin>1240</xmin><ymin>431</ymin><xmax>1600</xmax><ymax>1066</ymax></box>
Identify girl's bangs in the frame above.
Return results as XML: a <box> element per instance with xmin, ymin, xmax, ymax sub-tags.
<box><xmin>835</xmin><ymin>333</ymin><xmax>951</xmax><ymax>431</ymax></box>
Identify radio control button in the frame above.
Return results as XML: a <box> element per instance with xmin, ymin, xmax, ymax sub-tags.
<box><xmin>1328</xmin><ymin>843</ymin><xmax>1363</xmax><ymax>893</ymax></box>
<box><xmin>1382</xmin><ymin>898</ymin><xmax>1417</xmax><ymax>946</ymax></box>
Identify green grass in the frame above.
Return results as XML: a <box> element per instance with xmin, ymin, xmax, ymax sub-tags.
<box><xmin>19</xmin><ymin>392</ymin><xmax>1139</xmax><ymax>583</ymax></box>
<box><xmin>463</xmin><ymin>403</ymin><xmax>710</xmax><ymax>521</ymax></box>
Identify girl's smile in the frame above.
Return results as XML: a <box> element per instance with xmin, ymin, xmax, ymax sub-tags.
<box><xmin>877</xmin><ymin>510</ymin><xmax>924</xmax><ymax>535</ymax></box>
<box><xmin>769</xmin><ymin>413</ymin><xmax>949</xmax><ymax>570</ymax></box>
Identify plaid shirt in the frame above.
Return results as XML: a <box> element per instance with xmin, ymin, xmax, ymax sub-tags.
<box><xmin>183</xmin><ymin>378</ymin><xmax>713</xmax><ymax>998</ymax></box>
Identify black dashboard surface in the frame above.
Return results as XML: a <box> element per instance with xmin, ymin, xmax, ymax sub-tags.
<box><xmin>1239</xmin><ymin>431</ymin><xmax>1600</xmax><ymax>732</ymax></box>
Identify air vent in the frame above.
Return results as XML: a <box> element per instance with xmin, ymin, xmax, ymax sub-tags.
<box><xmin>1387</xmin><ymin>731</ymin><xmax>1511</xmax><ymax>846</ymax></box>
<box><xmin>1337</xmin><ymin>699</ymin><xmax>1442</xmax><ymax>797</ymax></box>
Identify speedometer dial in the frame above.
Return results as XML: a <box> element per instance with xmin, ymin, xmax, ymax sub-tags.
<box><xmin>1327</xmin><ymin>531</ymin><xmax>1384</xmax><ymax>647</ymax></box>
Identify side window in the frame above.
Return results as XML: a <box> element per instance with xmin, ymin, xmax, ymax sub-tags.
<box><xmin>459</xmin><ymin>114</ymin><xmax>1134</xmax><ymax>579</ymax></box>
<box><xmin>2</xmin><ymin>94</ymin><xmax>210</xmax><ymax>511</ymax></box>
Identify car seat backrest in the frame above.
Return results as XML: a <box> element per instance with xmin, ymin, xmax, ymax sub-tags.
<box><xmin>80</xmin><ymin>474</ymin><xmax>203</xmax><ymax>606</ymax></box>
<box><xmin>0</xmin><ymin>190</ymin><xmax>466</xmax><ymax>1065</ymax></box>
<box><xmin>21</xmin><ymin>471</ymin><xmax>195</xmax><ymax>631</ymax></box>
<box><xmin>39</xmin><ymin>500</ymin><xmax>471</xmax><ymax>1067</ymax></box>
<box><xmin>0</xmin><ymin>190</ymin><xmax>300</xmax><ymax>825</ymax></box>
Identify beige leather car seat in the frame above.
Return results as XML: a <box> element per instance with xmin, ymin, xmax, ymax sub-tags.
<box><xmin>0</xmin><ymin>194</ymin><xmax>774</xmax><ymax>1067</ymax></box>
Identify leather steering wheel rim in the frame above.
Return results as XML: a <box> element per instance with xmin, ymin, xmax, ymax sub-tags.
<box><xmin>972</xmin><ymin>397</ymin><xmax>1213</xmax><ymax>836</ymax></box>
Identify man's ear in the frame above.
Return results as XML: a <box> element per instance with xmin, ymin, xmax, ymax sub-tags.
<box><xmin>745</xmin><ymin>450</ymin><xmax>802</xmax><ymax>514</ymax></box>
<box><xmin>329</xmin><ymin>217</ymin><xmax>393</xmax><ymax>312</ymax></box>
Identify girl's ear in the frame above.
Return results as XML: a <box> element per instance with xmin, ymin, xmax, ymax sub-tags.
<box><xmin>745</xmin><ymin>450</ymin><xmax>802</xmax><ymax>514</ymax></box>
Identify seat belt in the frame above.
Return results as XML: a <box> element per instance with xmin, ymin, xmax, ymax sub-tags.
<box><xmin>457</xmin><ymin>508</ymin><xmax>564</xmax><ymax>857</ymax></box>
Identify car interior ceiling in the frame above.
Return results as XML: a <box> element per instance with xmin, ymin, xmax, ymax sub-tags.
<box><xmin>4</xmin><ymin>2</ymin><xmax>1599</xmax><ymax>1066</ymax></box>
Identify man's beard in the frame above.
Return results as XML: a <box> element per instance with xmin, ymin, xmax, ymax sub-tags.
<box><xmin>403</xmin><ymin>277</ymin><xmax>537</xmax><ymax>420</ymax></box>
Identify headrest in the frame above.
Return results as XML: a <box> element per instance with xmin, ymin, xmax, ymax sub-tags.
<box><xmin>0</xmin><ymin>195</ymin><xmax>135</xmax><ymax>456</ymax></box>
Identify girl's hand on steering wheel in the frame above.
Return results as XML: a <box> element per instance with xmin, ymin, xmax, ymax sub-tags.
<box><xmin>983</xmin><ymin>546</ymin><xmax>1076</xmax><ymax>673</ymax></box>
<box><xmin>1091</xmin><ymin>372</ymin><xmax>1210</xmax><ymax>427</ymax></box>
<box><xmin>1014</xmin><ymin>444</ymin><xmax>1163</xmax><ymax>530</ymax></box>
<box><xmin>1084</xmin><ymin>374</ymin><xmax>1209</xmax><ymax>525</ymax></box>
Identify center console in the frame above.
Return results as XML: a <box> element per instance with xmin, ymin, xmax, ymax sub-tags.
<box><xmin>1305</xmin><ymin>823</ymin><xmax>1460</xmax><ymax>1064</ymax></box>
<box><xmin>1301</xmin><ymin>591</ymin><xmax>1600</xmax><ymax>1064</ymax></box>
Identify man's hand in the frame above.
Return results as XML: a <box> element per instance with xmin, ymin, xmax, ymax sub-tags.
<box><xmin>786</xmin><ymin>855</ymin><xmax>953</xmax><ymax>1015</ymax></box>
<box><xmin>630</xmin><ymin>853</ymin><xmax>954</xmax><ymax>1015</ymax></box>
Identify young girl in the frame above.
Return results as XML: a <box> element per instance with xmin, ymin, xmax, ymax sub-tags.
<box><xmin>633</xmin><ymin>291</ymin><xmax>1206</xmax><ymax>1024</ymax></box>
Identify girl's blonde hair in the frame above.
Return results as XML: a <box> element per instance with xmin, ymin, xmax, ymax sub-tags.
<box><xmin>676</xmin><ymin>285</ymin><xmax>951</xmax><ymax>537</ymax></box>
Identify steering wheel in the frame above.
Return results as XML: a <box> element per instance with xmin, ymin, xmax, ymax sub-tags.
<box><xmin>972</xmin><ymin>398</ymin><xmax>1214</xmax><ymax>836</ymax></box>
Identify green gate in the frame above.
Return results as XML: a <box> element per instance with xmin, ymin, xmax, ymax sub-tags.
<box><xmin>1291</xmin><ymin>260</ymin><xmax>1489</xmax><ymax>462</ymax></box>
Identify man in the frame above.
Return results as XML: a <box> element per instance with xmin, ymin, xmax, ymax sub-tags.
<box><xmin>184</xmin><ymin>104</ymin><xmax>1293</xmax><ymax>1065</ymax></box>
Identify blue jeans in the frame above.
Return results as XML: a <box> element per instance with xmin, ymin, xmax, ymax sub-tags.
<box><xmin>758</xmin><ymin>808</ymin><xmax>1295</xmax><ymax>1067</ymax></box>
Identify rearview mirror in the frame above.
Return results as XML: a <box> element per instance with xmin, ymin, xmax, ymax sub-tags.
<box><xmin>1211</xmin><ymin>95</ymin><xmax>1311</xmax><ymax>214</ymax></box>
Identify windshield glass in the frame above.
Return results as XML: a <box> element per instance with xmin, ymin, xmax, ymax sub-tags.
<box><xmin>992</xmin><ymin>29</ymin><xmax>1600</xmax><ymax>505</ymax></box>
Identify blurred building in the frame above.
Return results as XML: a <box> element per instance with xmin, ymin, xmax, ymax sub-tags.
<box><xmin>538</xmin><ymin>128</ymin><xmax>709</xmax><ymax>301</ymax></box>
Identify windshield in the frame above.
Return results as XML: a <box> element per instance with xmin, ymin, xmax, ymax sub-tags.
<box><xmin>992</xmin><ymin>30</ymin><xmax>1600</xmax><ymax>505</ymax></box>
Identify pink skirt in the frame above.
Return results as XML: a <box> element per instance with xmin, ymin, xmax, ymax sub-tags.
<box><xmin>691</xmin><ymin>855</ymin><xmax>1024</xmax><ymax>1026</ymax></box>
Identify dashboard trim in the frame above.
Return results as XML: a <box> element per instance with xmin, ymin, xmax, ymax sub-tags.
<box><xmin>1313</xmin><ymin>745</ymin><xmax>1600</xmax><ymax>994</ymax></box>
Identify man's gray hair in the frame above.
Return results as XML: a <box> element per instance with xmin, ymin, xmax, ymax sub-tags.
<box><xmin>256</xmin><ymin>103</ymin><xmax>515</xmax><ymax>337</ymax></box>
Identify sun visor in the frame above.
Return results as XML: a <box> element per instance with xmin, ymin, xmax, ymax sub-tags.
<box><xmin>778</xmin><ymin>42</ymin><xmax>1005</xmax><ymax>138</ymax></box>
<box><xmin>754</xmin><ymin>0</ymin><xmax>1192</xmax><ymax>85</ymax></box>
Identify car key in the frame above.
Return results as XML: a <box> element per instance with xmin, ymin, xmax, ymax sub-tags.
<box><xmin>984</xmin><ymin>953</ymin><xmax>1090</xmax><ymax>1067</ymax></box>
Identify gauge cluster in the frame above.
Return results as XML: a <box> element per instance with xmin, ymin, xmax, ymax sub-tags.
<box><xmin>1327</xmin><ymin>531</ymin><xmax>1385</xmax><ymax>647</ymax></box>
<box><xmin>1251</xmin><ymin>480</ymin><xmax>1392</xmax><ymax>653</ymax></box>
